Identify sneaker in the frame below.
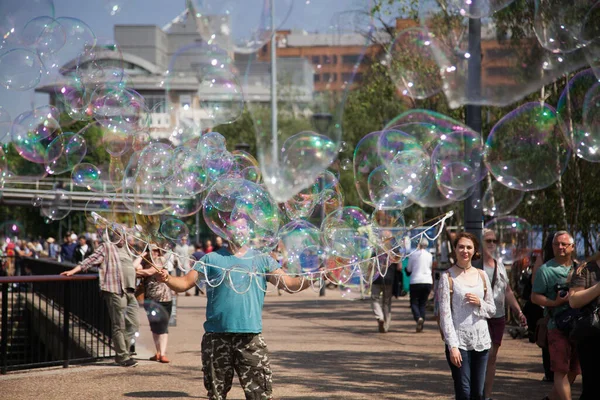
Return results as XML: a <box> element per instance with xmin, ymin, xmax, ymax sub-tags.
<box><xmin>416</xmin><ymin>317</ymin><xmax>424</xmax><ymax>333</ymax></box>
<box><xmin>120</xmin><ymin>359</ymin><xmax>138</xmax><ymax>367</ymax></box>
<box><xmin>129</xmin><ymin>345</ymin><xmax>136</xmax><ymax>356</ymax></box>
<box><xmin>378</xmin><ymin>319</ymin><xmax>386</xmax><ymax>333</ymax></box>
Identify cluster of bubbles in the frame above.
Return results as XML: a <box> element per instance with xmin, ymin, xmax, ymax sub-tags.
<box><xmin>386</xmin><ymin>0</ymin><xmax>600</xmax><ymax>108</ymax></box>
<box><xmin>3</xmin><ymin>1</ymin><xmax>600</xmax><ymax>296</ymax></box>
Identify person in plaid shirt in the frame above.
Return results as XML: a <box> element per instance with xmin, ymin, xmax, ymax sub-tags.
<box><xmin>61</xmin><ymin>230</ymin><xmax>140</xmax><ymax>367</ymax></box>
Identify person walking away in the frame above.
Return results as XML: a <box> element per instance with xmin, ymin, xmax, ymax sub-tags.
<box><xmin>60</xmin><ymin>229</ymin><xmax>140</xmax><ymax>367</ymax></box>
<box><xmin>438</xmin><ymin>232</ymin><xmax>496</xmax><ymax>400</ymax></box>
<box><xmin>371</xmin><ymin>251</ymin><xmax>401</xmax><ymax>333</ymax></box>
<box><xmin>135</xmin><ymin>244</ymin><xmax>173</xmax><ymax>363</ymax></box>
<box><xmin>477</xmin><ymin>229</ymin><xmax>527</xmax><ymax>400</ymax></box>
<box><xmin>568</xmin><ymin>252</ymin><xmax>600</xmax><ymax>399</ymax></box>
<box><xmin>532</xmin><ymin>231</ymin><xmax>580</xmax><ymax>400</ymax></box>
<box><xmin>407</xmin><ymin>237</ymin><xmax>433</xmax><ymax>333</ymax></box>
<box><xmin>157</xmin><ymin>219</ymin><xmax>314</xmax><ymax>400</ymax></box>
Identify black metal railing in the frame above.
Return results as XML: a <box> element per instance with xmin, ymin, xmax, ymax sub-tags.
<box><xmin>0</xmin><ymin>273</ymin><xmax>114</xmax><ymax>374</ymax></box>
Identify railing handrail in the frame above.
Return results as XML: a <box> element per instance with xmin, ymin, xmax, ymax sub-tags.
<box><xmin>0</xmin><ymin>275</ymin><xmax>98</xmax><ymax>284</ymax></box>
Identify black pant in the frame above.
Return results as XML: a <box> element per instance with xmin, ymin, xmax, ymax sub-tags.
<box><xmin>410</xmin><ymin>283</ymin><xmax>432</xmax><ymax>322</ymax></box>
<box><xmin>577</xmin><ymin>338</ymin><xmax>600</xmax><ymax>399</ymax></box>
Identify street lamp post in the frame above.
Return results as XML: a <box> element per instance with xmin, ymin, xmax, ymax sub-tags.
<box><xmin>463</xmin><ymin>12</ymin><xmax>483</xmax><ymax>239</ymax></box>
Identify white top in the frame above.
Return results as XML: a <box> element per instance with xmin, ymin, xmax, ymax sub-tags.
<box><xmin>483</xmin><ymin>259</ymin><xmax>508</xmax><ymax>319</ymax></box>
<box><xmin>439</xmin><ymin>268</ymin><xmax>496</xmax><ymax>351</ymax></box>
<box><xmin>407</xmin><ymin>249</ymin><xmax>433</xmax><ymax>285</ymax></box>
<box><xmin>174</xmin><ymin>244</ymin><xmax>192</xmax><ymax>271</ymax></box>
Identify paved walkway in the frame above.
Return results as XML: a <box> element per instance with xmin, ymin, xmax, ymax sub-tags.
<box><xmin>0</xmin><ymin>288</ymin><xmax>580</xmax><ymax>399</ymax></box>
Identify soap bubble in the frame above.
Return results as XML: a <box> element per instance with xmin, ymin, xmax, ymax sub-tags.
<box><xmin>40</xmin><ymin>189</ymin><xmax>72</xmax><ymax>221</ymax></box>
<box><xmin>0</xmin><ymin>48</ymin><xmax>43</xmax><ymax>91</ymax></box>
<box><xmin>321</xmin><ymin>206</ymin><xmax>373</xmax><ymax>266</ymax></box>
<box><xmin>485</xmin><ymin>102</ymin><xmax>570</xmax><ymax>191</ymax></box>
<box><xmin>279</xmin><ymin>219</ymin><xmax>324</xmax><ymax>275</ymax></box>
<box><xmin>386</xmin><ymin>27</ymin><xmax>444</xmax><ymax>99</ymax></box>
<box><xmin>45</xmin><ymin>132</ymin><xmax>87</xmax><ymax>175</ymax></box>
<box><xmin>160</xmin><ymin>218</ymin><xmax>189</xmax><ymax>242</ymax></box>
<box><xmin>203</xmin><ymin>178</ymin><xmax>279</xmax><ymax>252</ymax></box>
<box><xmin>72</xmin><ymin>163</ymin><xmax>104</xmax><ymax>191</ymax></box>
<box><xmin>481</xmin><ymin>179</ymin><xmax>524</xmax><ymax>217</ymax></box>
<box><xmin>446</xmin><ymin>0</ymin><xmax>516</xmax><ymax>18</ymax></box>
<box><xmin>485</xmin><ymin>216</ymin><xmax>532</xmax><ymax>264</ymax></box>
<box><xmin>556</xmin><ymin>69</ymin><xmax>600</xmax><ymax>162</ymax></box>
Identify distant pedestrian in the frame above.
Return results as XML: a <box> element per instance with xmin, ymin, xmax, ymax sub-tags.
<box><xmin>407</xmin><ymin>237</ymin><xmax>433</xmax><ymax>333</ymax></box>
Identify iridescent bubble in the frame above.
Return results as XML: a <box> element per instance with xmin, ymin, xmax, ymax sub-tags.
<box><xmin>92</xmin><ymin>86</ymin><xmax>144</xmax><ymax>135</ymax></box>
<box><xmin>40</xmin><ymin>189</ymin><xmax>72</xmax><ymax>221</ymax></box>
<box><xmin>283</xmin><ymin>184</ymin><xmax>319</xmax><ymax>220</ymax></box>
<box><xmin>262</xmin><ymin>131</ymin><xmax>337</xmax><ymax>203</ymax></box>
<box><xmin>485</xmin><ymin>216</ymin><xmax>532</xmax><ymax>264</ymax></box>
<box><xmin>41</xmin><ymin>17</ymin><xmax>96</xmax><ymax>77</ymax></box>
<box><xmin>54</xmin><ymin>74</ymin><xmax>92</xmax><ymax>121</ymax></box>
<box><xmin>533</xmin><ymin>0</ymin><xmax>591</xmax><ymax>54</ymax></box>
<box><xmin>321</xmin><ymin>206</ymin><xmax>373</xmax><ymax>267</ymax></box>
<box><xmin>556</xmin><ymin>69</ymin><xmax>600</xmax><ymax>162</ymax></box>
<box><xmin>279</xmin><ymin>219</ymin><xmax>324</xmax><ymax>275</ymax></box>
<box><xmin>11</xmin><ymin>106</ymin><xmax>62</xmax><ymax>163</ymax></box>
<box><xmin>32</xmin><ymin>195</ymin><xmax>42</xmax><ymax>207</ymax></box>
<box><xmin>367</xmin><ymin>166</ymin><xmax>413</xmax><ymax>210</ymax></box>
<box><xmin>371</xmin><ymin>209</ymin><xmax>406</xmax><ymax>257</ymax></box>
<box><xmin>137</xmin><ymin>143</ymin><xmax>175</xmax><ymax>189</ymax></box>
<box><xmin>188</xmin><ymin>0</ymin><xmax>292</xmax><ymax>54</ymax></box>
<box><xmin>0</xmin><ymin>0</ymin><xmax>55</xmax><ymax>46</ymax></box>
<box><xmin>431</xmin><ymin>129</ymin><xmax>486</xmax><ymax>191</ymax></box>
<box><xmin>170</xmin><ymin>148</ymin><xmax>209</xmax><ymax>196</ymax></box>
<box><xmin>142</xmin><ymin>300</ymin><xmax>169</xmax><ymax>326</ymax></box>
<box><xmin>160</xmin><ymin>219</ymin><xmax>189</xmax><ymax>242</ymax></box>
<box><xmin>198</xmin><ymin>68</ymin><xmax>244</xmax><ymax>128</ymax></box>
<box><xmin>85</xmin><ymin>195</ymin><xmax>117</xmax><ymax>224</ymax></box>
<box><xmin>21</xmin><ymin>16</ymin><xmax>66</xmax><ymax>56</ymax></box>
<box><xmin>45</xmin><ymin>132</ymin><xmax>87</xmax><ymax>175</ymax></box>
<box><xmin>0</xmin><ymin>48</ymin><xmax>43</xmax><ymax>91</ymax></box>
<box><xmin>72</xmin><ymin>162</ymin><xmax>104</xmax><ymax>191</ymax></box>
<box><xmin>582</xmin><ymin>2</ymin><xmax>600</xmax><ymax>78</ymax></box>
<box><xmin>121</xmin><ymin>152</ymin><xmax>171</xmax><ymax>216</ymax></box>
<box><xmin>481</xmin><ymin>180</ymin><xmax>524</xmax><ymax>217</ymax></box>
<box><xmin>386</xmin><ymin>27</ymin><xmax>444</xmax><ymax>99</ymax></box>
<box><xmin>203</xmin><ymin>178</ymin><xmax>280</xmax><ymax>252</ymax></box>
<box><xmin>229</xmin><ymin>150</ymin><xmax>261</xmax><ymax>183</ymax></box>
<box><xmin>485</xmin><ymin>102</ymin><xmax>570</xmax><ymax>191</ymax></box>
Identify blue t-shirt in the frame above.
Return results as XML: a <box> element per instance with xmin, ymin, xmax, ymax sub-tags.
<box><xmin>194</xmin><ymin>247</ymin><xmax>279</xmax><ymax>333</ymax></box>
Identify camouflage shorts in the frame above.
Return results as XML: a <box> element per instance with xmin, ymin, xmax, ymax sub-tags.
<box><xmin>201</xmin><ymin>332</ymin><xmax>273</xmax><ymax>400</ymax></box>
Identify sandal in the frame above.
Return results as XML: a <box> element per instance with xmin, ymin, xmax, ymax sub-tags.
<box><xmin>149</xmin><ymin>353</ymin><xmax>160</xmax><ymax>361</ymax></box>
<box><xmin>159</xmin><ymin>355</ymin><xmax>170</xmax><ymax>363</ymax></box>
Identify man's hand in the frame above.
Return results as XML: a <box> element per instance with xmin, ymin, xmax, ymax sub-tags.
<box><xmin>157</xmin><ymin>268</ymin><xmax>170</xmax><ymax>283</ymax></box>
<box><xmin>60</xmin><ymin>270</ymin><xmax>76</xmax><ymax>277</ymax></box>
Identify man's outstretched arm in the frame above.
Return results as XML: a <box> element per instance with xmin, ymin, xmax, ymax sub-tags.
<box><xmin>267</xmin><ymin>268</ymin><xmax>314</xmax><ymax>293</ymax></box>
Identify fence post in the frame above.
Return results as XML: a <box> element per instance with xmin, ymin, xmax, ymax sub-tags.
<box><xmin>1</xmin><ymin>283</ymin><xmax>8</xmax><ymax>374</ymax></box>
<box><xmin>62</xmin><ymin>282</ymin><xmax>70</xmax><ymax>368</ymax></box>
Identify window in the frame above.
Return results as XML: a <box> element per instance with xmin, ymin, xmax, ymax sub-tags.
<box><xmin>311</xmin><ymin>55</ymin><xmax>320</xmax><ymax>64</ymax></box>
<box><xmin>485</xmin><ymin>48</ymin><xmax>514</xmax><ymax>60</ymax></box>
<box><xmin>314</xmin><ymin>74</ymin><xmax>321</xmax><ymax>83</ymax></box>
<box><xmin>342</xmin><ymin>54</ymin><xmax>361</xmax><ymax>64</ymax></box>
<box><xmin>180</xmin><ymin>94</ymin><xmax>192</xmax><ymax>110</ymax></box>
<box><xmin>322</xmin><ymin>73</ymin><xmax>330</xmax><ymax>81</ymax></box>
<box><xmin>323</xmin><ymin>55</ymin><xmax>334</xmax><ymax>64</ymax></box>
<box><xmin>486</xmin><ymin>66</ymin><xmax>511</xmax><ymax>77</ymax></box>
<box><xmin>145</xmin><ymin>95</ymin><xmax>167</xmax><ymax>113</ymax></box>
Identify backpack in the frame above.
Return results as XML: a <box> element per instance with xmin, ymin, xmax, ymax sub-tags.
<box><xmin>437</xmin><ymin>268</ymin><xmax>488</xmax><ymax>341</ymax></box>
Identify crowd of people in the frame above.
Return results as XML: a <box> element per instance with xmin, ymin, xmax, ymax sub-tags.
<box><xmin>4</xmin><ymin>222</ymin><xmax>600</xmax><ymax>400</ymax></box>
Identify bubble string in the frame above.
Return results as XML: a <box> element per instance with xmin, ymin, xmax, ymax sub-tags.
<box><xmin>92</xmin><ymin>210</ymin><xmax>453</xmax><ymax>290</ymax></box>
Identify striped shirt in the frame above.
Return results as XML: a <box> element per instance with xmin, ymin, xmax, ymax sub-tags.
<box><xmin>79</xmin><ymin>243</ymin><xmax>136</xmax><ymax>294</ymax></box>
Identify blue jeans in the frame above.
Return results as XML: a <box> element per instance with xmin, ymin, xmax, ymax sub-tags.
<box><xmin>445</xmin><ymin>347</ymin><xmax>489</xmax><ymax>400</ymax></box>
<box><xmin>409</xmin><ymin>283</ymin><xmax>431</xmax><ymax>321</ymax></box>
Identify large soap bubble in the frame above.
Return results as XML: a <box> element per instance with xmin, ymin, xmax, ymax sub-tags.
<box><xmin>481</xmin><ymin>179</ymin><xmax>524</xmax><ymax>217</ymax></box>
<box><xmin>321</xmin><ymin>206</ymin><xmax>373</xmax><ymax>267</ymax></box>
<box><xmin>278</xmin><ymin>219</ymin><xmax>324</xmax><ymax>276</ymax></box>
<box><xmin>0</xmin><ymin>48</ymin><xmax>43</xmax><ymax>91</ymax></box>
<box><xmin>485</xmin><ymin>216</ymin><xmax>532</xmax><ymax>264</ymax></box>
<box><xmin>556</xmin><ymin>68</ymin><xmax>600</xmax><ymax>162</ymax></box>
<box><xmin>203</xmin><ymin>178</ymin><xmax>279</xmax><ymax>252</ymax></box>
<box><xmin>485</xmin><ymin>102</ymin><xmax>570</xmax><ymax>191</ymax></box>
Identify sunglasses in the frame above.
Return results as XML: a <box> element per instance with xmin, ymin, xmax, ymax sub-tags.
<box><xmin>485</xmin><ymin>239</ymin><xmax>498</xmax><ymax>244</ymax></box>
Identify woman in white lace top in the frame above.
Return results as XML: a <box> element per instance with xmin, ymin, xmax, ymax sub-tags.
<box><xmin>438</xmin><ymin>232</ymin><xmax>496</xmax><ymax>400</ymax></box>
